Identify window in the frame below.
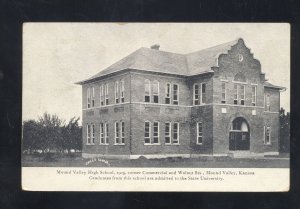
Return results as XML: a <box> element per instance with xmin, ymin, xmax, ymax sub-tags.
<box><xmin>105</xmin><ymin>84</ymin><xmax>109</xmax><ymax>105</ymax></box>
<box><xmin>153</xmin><ymin>80</ymin><xmax>159</xmax><ymax>103</ymax></box>
<box><xmin>115</xmin><ymin>122</ymin><xmax>121</xmax><ymax>144</ymax></box>
<box><xmin>197</xmin><ymin>122</ymin><xmax>203</xmax><ymax>144</ymax></box>
<box><xmin>121</xmin><ymin>121</ymin><xmax>125</xmax><ymax>144</ymax></box>
<box><xmin>201</xmin><ymin>83</ymin><xmax>206</xmax><ymax>104</ymax></box>
<box><xmin>114</xmin><ymin>122</ymin><xmax>124</xmax><ymax>145</ymax></box>
<box><xmin>172</xmin><ymin>122</ymin><xmax>179</xmax><ymax>144</ymax></box>
<box><xmin>165</xmin><ymin>83</ymin><xmax>171</xmax><ymax>104</ymax></box>
<box><xmin>264</xmin><ymin>126</ymin><xmax>271</xmax><ymax>145</ymax></box>
<box><xmin>91</xmin><ymin>87</ymin><xmax>95</xmax><ymax>107</ymax></box>
<box><xmin>145</xmin><ymin>79</ymin><xmax>151</xmax><ymax>102</ymax></box>
<box><xmin>234</xmin><ymin>84</ymin><xmax>238</xmax><ymax>105</ymax></box>
<box><xmin>173</xmin><ymin>84</ymin><xmax>179</xmax><ymax>105</ymax></box>
<box><xmin>265</xmin><ymin>93</ymin><xmax>270</xmax><ymax>111</ymax></box>
<box><xmin>87</xmin><ymin>124</ymin><xmax>91</xmax><ymax>144</ymax></box>
<box><xmin>105</xmin><ymin>123</ymin><xmax>109</xmax><ymax>144</ymax></box>
<box><xmin>165</xmin><ymin>122</ymin><xmax>171</xmax><ymax>144</ymax></box>
<box><xmin>193</xmin><ymin>84</ymin><xmax>200</xmax><ymax>105</ymax></box>
<box><xmin>252</xmin><ymin>86</ymin><xmax>256</xmax><ymax>106</ymax></box>
<box><xmin>221</xmin><ymin>82</ymin><xmax>226</xmax><ymax>104</ymax></box>
<box><xmin>144</xmin><ymin>121</ymin><xmax>151</xmax><ymax>144</ymax></box>
<box><xmin>153</xmin><ymin>121</ymin><xmax>159</xmax><ymax>144</ymax></box>
<box><xmin>120</xmin><ymin>79</ymin><xmax>125</xmax><ymax>103</ymax></box>
<box><xmin>91</xmin><ymin>124</ymin><xmax>95</xmax><ymax>144</ymax></box>
<box><xmin>238</xmin><ymin>54</ymin><xmax>243</xmax><ymax>62</ymax></box>
<box><xmin>115</xmin><ymin>81</ymin><xmax>119</xmax><ymax>104</ymax></box>
<box><xmin>87</xmin><ymin>87</ymin><xmax>91</xmax><ymax>108</ymax></box>
<box><xmin>240</xmin><ymin>85</ymin><xmax>245</xmax><ymax>105</ymax></box>
<box><xmin>100</xmin><ymin>123</ymin><xmax>109</xmax><ymax>144</ymax></box>
<box><xmin>100</xmin><ymin>123</ymin><xmax>104</xmax><ymax>144</ymax></box>
<box><xmin>100</xmin><ymin>85</ymin><xmax>104</xmax><ymax>106</ymax></box>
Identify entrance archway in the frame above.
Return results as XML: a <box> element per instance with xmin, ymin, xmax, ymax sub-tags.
<box><xmin>229</xmin><ymin>117</ymin><xmax>250</xmax><ymax>151</ymax></box>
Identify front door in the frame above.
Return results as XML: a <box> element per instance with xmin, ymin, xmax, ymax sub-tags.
<box><xmin>229</xmin><ymin>117</ymin><xmax>250</xmax><ymax>151</ymax></box>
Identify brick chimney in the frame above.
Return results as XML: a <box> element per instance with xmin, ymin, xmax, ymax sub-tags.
<box><xmin>150</xmin><ymin>44</ymin><xmax>160</xmax><ymax>50</ymax></box>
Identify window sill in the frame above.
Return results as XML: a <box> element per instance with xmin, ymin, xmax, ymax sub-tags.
<box><xmin>165</xmin><ymin>143</ymin><xmax>180</xmax><ymax>146</ymax></box>
<box><xmin>99</xmin><ymin>144</ymin><xmax>109</xmax><ymax>146</ymax></box>
<box><xmin>114</xmin><ymin>143</ymin><xmax>125</xmax><ymax>146</ymax></box>
<box><xmin>144</xmin><ymin>143</ymin><xmax>161</xmax><ymax>146</ymax></box>
<box><xmin>196</xmin><ymin>143</ymin><xmax>203</xmax><ymax>145</ymax></box>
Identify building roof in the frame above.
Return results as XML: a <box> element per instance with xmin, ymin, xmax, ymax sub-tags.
<box><xmin>77</xmin><ymin>39</ymin><xmax>241</xmax><ymax>84</ymax></box>
<box><xmin>264</xmin><ymin>81</ymin><xmax>286</xmax><ymax>91</ymax></box>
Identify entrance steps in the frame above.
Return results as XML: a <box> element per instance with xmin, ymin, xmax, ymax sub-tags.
<box><xmin>231</xmin><ymin>151</ymin><xmax>264</xmax><ymax>159</ymax></box>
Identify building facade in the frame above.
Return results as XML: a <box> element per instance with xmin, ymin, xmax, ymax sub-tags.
<box><xmin>77</xmin><ymin>38</ymin><xmax>285</xmax><ymax>159</ymax></box>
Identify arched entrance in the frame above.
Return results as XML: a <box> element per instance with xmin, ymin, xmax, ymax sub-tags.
<box><xmin>229</xmin><ymin>117</ymin><xmax>250</xmax><ymax>151</ymax></box>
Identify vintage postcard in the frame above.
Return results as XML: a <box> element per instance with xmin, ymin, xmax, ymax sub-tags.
<box><xmin>22</xmin><ymin>23</ymin><xmax>290</xmax><ymax>191</ymax></box>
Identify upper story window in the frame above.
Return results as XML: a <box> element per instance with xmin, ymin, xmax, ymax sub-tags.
<box><xmin>234</xmin><ymin>84</ymin><xmax>238</xmax><ymax>105</ymax></box>
<box><xmin>221</xmin><ymin>82</ymin><xmax>226</xmax><ymax>104</ymax></box>
<box><xmin>105</xmin><ymin>84</ymin><xmax>109</xmax><ymax>105</ymax></box>
<box><xmin>265</xmin><ymin>93</ymin><xmax>270</xmax><ymax>111</ymax></box>
<box><xmin>153</xmin><ymin>80</ymin><xmax>159</xmax><ymax>103</ymax></box>
<box><xmin>193</xmin><ymin>83</ymin><xmax>206</xmax><ymax>105</ymax></box>
<box><xmin>145</xmin><ymin>79</ymin><xmax>151</xmax><ymax>102</ymax></box>
<box><xmin>252</xmin><ymin>85</ymin><xmax>257</xmax><ymax>106</ymax></box>
<box><xmin>201</xmin><ymin>83</ymin><xmax>206</xmax><ymax>104</ymax></box>
<box><xmin>240</xmin><ymin>85</ymin><xmax>245</xmax><ymax>105</ymax></box>
<box><xmin>115</xmin><ymin>81</ymin><xmax>119</xmax><ymax>104</ymax></box>
<box><xmin>165</xmin><ymin>83</ymin><xmax>171</xmax><ymax>104</ymax></box>
<box><xmin>100</xmin><ymin>85</ymin><xmax>104</xmax><ymax>106</ymax></box>
<box><xmin>173</xmin><ymin>84</ymin><xmax>179</xmax><ymax>105</ymax></box>
<box><xmin>87</xmin><ymin>87</ymin><xmax>91</xmax><ymax>108</ymax></box>
<box><xmin>91</xmin><ymin>87</ymin><xmax>95</xmax><ymax>107</ymax></box>
<box><xmin>120</xmin><ymin>79</ymin><xmax>125</xmax><ymax>103</ymax></box>
<box><xmin>233</xmin><ymin>84</ymin><xmax>245</xmax><ymax>105</ymax></box>
<box><xmin>193</xmin><ymin>84</ymin><xmax>200</xmax><ymax>105</ymax></box>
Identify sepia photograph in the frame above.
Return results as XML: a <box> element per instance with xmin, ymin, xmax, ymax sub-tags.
<box><xmin>22</xmin><ymin>23</ymin><xmax>290</xmax><ymax>191</ymax></box>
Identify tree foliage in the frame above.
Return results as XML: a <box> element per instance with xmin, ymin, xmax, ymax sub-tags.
<box><xmin>22</xmin><ymin>113</ymin><xmax>82</xmax><ymax>154</ymax></box>
<box><xmin>279</xmin><ymin>108</ymin><xmax>290</xmax><ymax>153</ymax></box>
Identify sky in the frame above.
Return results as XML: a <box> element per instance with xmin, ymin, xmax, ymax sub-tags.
<box><xmin>23</xmin><ymin>23</ymin><xmax>290</xmax><ymax>124</ymax></box>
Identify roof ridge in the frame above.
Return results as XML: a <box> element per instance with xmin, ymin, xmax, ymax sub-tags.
<box><xmin>187</xmin><ymin>39</ymin><xmax>239</xmax><ymax>55</ymax></box>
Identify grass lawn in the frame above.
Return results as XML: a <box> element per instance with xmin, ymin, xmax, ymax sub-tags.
<box><xmin>22</xmin><ymin>153</ymin><xmax>289</xmax><ymax>168</ymax></box>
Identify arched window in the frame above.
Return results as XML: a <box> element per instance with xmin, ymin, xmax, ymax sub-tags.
<box><xmin>120</xmin><ymin>79</ymin><xmax>125</xmax><ymax>103</ymax></box>
<box><xmin>144</xmin><ymin>79</ymin><xmax>151</xmax><ymax>102</ymax></box>
<box><xmin>153</xmin><ymin>80</ymin><xmax>159</xmax><ymax>103</ymax></box>
<box><xmin>234</xmin><ymin>72</ymin><xmax>246</xmax><ymax>82</ymax></box>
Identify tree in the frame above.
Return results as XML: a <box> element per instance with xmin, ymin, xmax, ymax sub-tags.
<box><xmin>22</xmin><ymin>113</ymin><xmax>82</xmax><ymax>154</ymax></box>
<box><xmin>62</xmin><ymin>117</ymin><xmax>82</xmax><ymax>153</ymax></box>
<box><xmin>279</xmin><ymin>108</ymin><xmax>290</xmax><ymax>153</ymax></box>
